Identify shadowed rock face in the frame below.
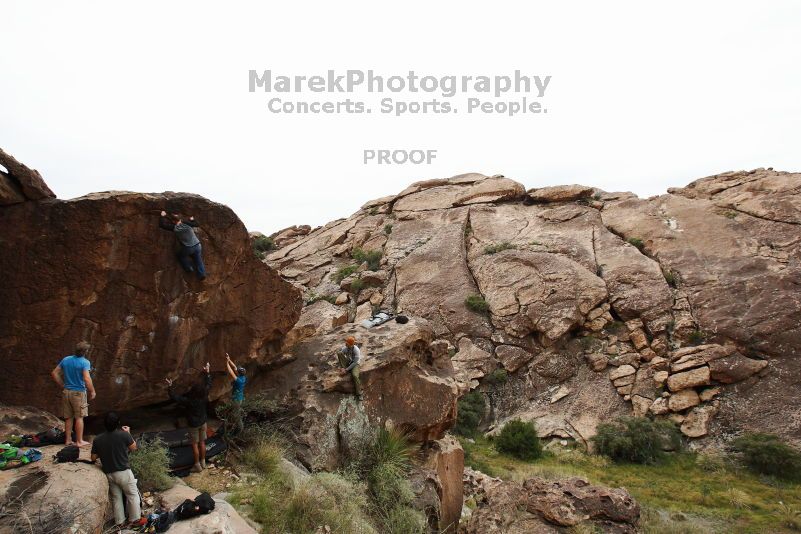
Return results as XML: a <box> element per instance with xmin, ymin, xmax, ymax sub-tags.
<box><xmin>266</xmin><ymin>169</ymin><xmax>801</xmax><ymax>444</ymax></box>
<box><xmin>0</xmin><ymin>185</ymin><xmax>301</xmax><ymax>415</ymax></box>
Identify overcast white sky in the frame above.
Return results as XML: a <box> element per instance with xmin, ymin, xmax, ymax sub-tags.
<box><xmin>2</xmin><ymin>1</ymin><xmax>800</xmax><ymax>233</ymax></box>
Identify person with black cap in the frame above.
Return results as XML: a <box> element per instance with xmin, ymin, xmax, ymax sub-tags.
<box><xmin>90</xmin><ymin>412</ymin><xmax>146</xmax><ymax>529</ymax></box>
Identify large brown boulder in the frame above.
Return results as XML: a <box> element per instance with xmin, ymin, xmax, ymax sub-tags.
<box><xmin>411</xmin><ymin>435</ymin><xmax>465</xmax><ymax>533</ymax></box>
<box><xmin>0</xmin><ymin>445</ymin><xmax>109</xmax><ymax>533</ymax></box>
<box><xmin>160</xmin><ymin>481</ymin><xmax>258</xmax><ymax>534</ymax></box>
<box><xmin>461</xmin><ymin>476</ymin><xmax>639</xmax><ymax>533</ymax></box>
<box><xmin>0</xmin><ymin>147</ymin><xmax>55</xmax><ymax>205</ymax></box>
<box><xmin>0</xmin><ymin>186</ymin><xmax>301</xmax><ymax>415</ymax></box>
<box><xmin>250</xmin><ymin>318</ymin><xmax>459</xmax><ymax>471</ymax></box>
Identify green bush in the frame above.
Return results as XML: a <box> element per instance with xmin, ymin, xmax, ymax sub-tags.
<box><xmin>306</xmin><ymin>292</ymin><xmax>337</xmax><ymax>305</ymax></box>
<box><xmin>379</xmin><ymin>506</ymin><xmax>426</xmax><ymax>534</ymax></box>
<box><xmin>484</xmin><ymin>242</ymin><xmax>517</xmax><ymax>255</ymax></box>
<box><xmin>243</xmin><ymin>437</ymin><xmax>285</xmax><ymax>475</ymax></box>
<box><xmin>342</xmin><ymin>427</ymin><xmax>423</xmax><ymax>533</ymax></box>
<box><xmin>484</xmin><ymin>368</ymin><xmax>508</xmax><ymax>386</ymax></box>
<box><xmin>688</xmin><ymin>329</ymin><xmax>706</xmax><ymax>346</ymax></box>
<box><xmin>350</xmin><ymin>278</ymin><xmax>366</xmax><ymax>294</ymax></box>
<box><xmin>592</xmin><ymin>416</ymin><xmax>681</xmax><ymax>464</ymax></box>
<box><xmin>252</xmin><ymin>235</ymin><xmax>275</xmax><ymax>259</ymax></box>
<box><xmin>662</xmin><ymin>268</ymin><xmax>678</xmax><ymax>288</ymax></box>
<box><xmin>333</xmin><ymin>264</ymin><xmax>359</xmax><ymax>283</ymax></box>
<box><xmin>627</xmin><ymin>237</ymin><xmax>645</xmax><ymax>251</ymax></box>
<box><xmin>496</xmin><ymin>420</ymin><xmax>542</xmax><ymax>461</ymax></box>
<box><xmin>465</xmin><ymin>294</ymin><xmax>489</xmax><ymax>314</ymax></box>
<box><xmin>384</xmin><ymin>224</ymin><xmax>393</xmax><ymax>235</ymax></box>
<box><xmin>454</xmin><ymin>391</ymin><xmax>485</xmax><ymax>437</ymax></box>
<box><xmin>130</xmin><ymin>438</ymin><xmax>174</xmax><ymax>492</ymax></box>
<box><xmin>366</xmin><ymin>427</ymin><xmax>415</xmax><ymax>478</ymax></box>
<box><xmin>731</xmin><ymin>433</ymin><xmax>801</xmax><ymax>480</ymax></box>
<box><xmin>284</xmin><ymin>473</ymin><xmax>376</xmax><ymax>534</ymax></box>
<box><xmin>352</xmin><ymin>248</ymin><xmax>383</xmax><ymax>270</ymax></box>
<box><xmin>216</xmin><ymin>395</ymin><xmax>281</xmax><ymax>444</ymax></box>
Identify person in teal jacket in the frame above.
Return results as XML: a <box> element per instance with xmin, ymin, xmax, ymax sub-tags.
<box><xmin>225</xmin><ymin>353</ymin><xmax>247</xmax><ymax>403</ymax></box>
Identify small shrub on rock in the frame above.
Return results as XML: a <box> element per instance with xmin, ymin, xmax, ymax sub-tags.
<box><xmin>485</xmin><ymin>369</ymin><xmax>508</xmax><ymax>386</ymax></box>
<box><xmin>333</xmin><ymin>264</ymin><xmax>359</xmax><ymax>283</ymax></box>
<box><xmin>627</xmin><ymin>237</ymin><xmax>645</xmax><ymax>251</ymax></box>
<box><xmin>496</xmin><ymin>419</ymin><xmax>542</xmax><ymax>461</ymax></box>
<box><xmin>688</xmin><ymin>329</ymin><xmax>706</xmax><ymax>346</ymax></box>
<box><xmin>484</xmin><ymin>242</ymin><xmax>516</xmax><ymax>255</ymax></box>
<box><xmin>592</xmin><ymin>416</ymin><xmax>681</xmax><ymax>464</ymax></box>
<box><xmin>731</xmin><ymin>433</ymin><xmax>801</xmax><ymax>480</ymax></box>
<box><xmin>130</xmin><ymin>438</ymin><xmax>173</xmax><ymax>492</ymax></box>
<box><xmin>350</xmin><ymin>278</ymin><xmax>366</xmax><ymax>294</ymax></box>
<box><xmin>454</xmin><ymin>391</ymin><xmax>485</xmax><ymax>437</ymax></box>
<box><xmin>352</xmin><ymin>248</ymin><xmax>383</xmax><ymax>270</ymax></box>
<box><xmin>285</xmin><ymin>473</ymin><xmax>376</xmax><ymax>534</ymax></box>
<box><xmin>252</xmin><ymin>235</ymin><xmax>275</xmax><ymax>259</ymax></box>
<box><xmin>243</xmin><ymin>437</ymin><xmax>285</xmax><ymax>475</ymax></box>
<box><xmin>465</xmin><ymin>294</ymin><xmax>489</xmax><ymax>314</ymax></box>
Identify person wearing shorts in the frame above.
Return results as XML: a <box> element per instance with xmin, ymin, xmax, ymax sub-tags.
<box><xmin>51</xmin><ymin>341</ymin><xmax>96</xmax><ymax>447</ymax></box>
<box><xmin>166</xmin><ymin>363</ymin><xmax>212</xmax><ymax>473</ymax></box>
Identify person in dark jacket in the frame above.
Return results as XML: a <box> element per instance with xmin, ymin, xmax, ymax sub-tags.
<box><xmin>159</xmin><ymin>211</ymin><xmax>206</xmax><ymax>280</ymax></box>
<box><xmin>166</xmin><ymin>363</ymin><xmax>211</xmax><ymax>472</ymax></box>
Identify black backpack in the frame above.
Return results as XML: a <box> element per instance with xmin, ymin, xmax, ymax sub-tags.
<box><xmin>174</xmin><ymin>492</ymin><xmax>215</xmax><ymax>520</ymax></box>
<box><xmin>194</xmin><ymin>492</ymin><xmax>215</xmax><ymax>513</ymax></box>
<box><xmin>54</xmin><ymin>445</ymin><xmax>80</xmax><ymax>463</ymax></box>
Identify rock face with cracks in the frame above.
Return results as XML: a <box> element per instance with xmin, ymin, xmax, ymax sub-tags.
<box><xmin>266</xmin><ymin>169</ymin><xmax>801</xmax><ymax>444</ymax></box>
<box><xmin>460</xmin><ymin>476</ymin><xmax>640</xmax><ymax>533</ymax></box>
<box><xmin>0</xmin><ymin>153</ymin><xmax>301</xmax><ymax>415</ymax></box>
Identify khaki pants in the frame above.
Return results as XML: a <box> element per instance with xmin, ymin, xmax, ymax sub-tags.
<box><xmin>336</xmin><ymin>353</ymin><xmax>362</xmax><ymax>396</ymax></box>
<box><xmin>106</xmin><ymin>469</ymin><xmax>140</xmax><ymax>525</ymax></box>
<box><xmin>62</xmin><ymin>389</ymin><xmax>88</xmax><ymax>419</ymax></box>
<box><xmin>188</xmin><ymin>423</ymin><xmax>208</xmax><ymax>444</ymax></box>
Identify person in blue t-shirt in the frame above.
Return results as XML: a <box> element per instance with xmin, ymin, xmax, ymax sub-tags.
<box><xmin>50</xmin><ymin>341</ymin><xmax>96</xmax><ymax>447</ymax></box>
<box><xmin>225</xmin><ymin>353</ymin><xmax>247</xmax><ymax>403</ymax></box>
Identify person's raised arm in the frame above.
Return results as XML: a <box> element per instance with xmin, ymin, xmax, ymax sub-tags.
<box><xmin>203</xmin><ymin>362</ymin><xmax>212</xmax><ymax>392</ymax></box>
<box><xmin>225</xmin><ymin>353</ymin><xmax>237</xmax><ymax>380</ymax></box>
<box><xmin>51</xmin><ymin>365</ymin><xmax>64</xmax><ymax>388</ymax></box>
<box><xmin>159</xmin><ymin>211</ymin><xmax>175</xmax><ymax>231</ymax></box>
<box><xmin>185</xmin><ymin>215</ymin><xmax>199</xmax><ymax>228</ymax></box>
<box><xmin>165</xmin><ymin>378</ymin><xmax>188</xmax><ymax>405</ymax></box>
<box><xmin>83</xmin><ymin>368</ymin><xmax>96</xmax><ymax>400</ymax></box>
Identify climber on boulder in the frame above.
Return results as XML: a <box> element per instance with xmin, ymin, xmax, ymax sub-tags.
<box><xmin>166</xmin><ymin>363</ymin><xmax>212</xmax><ymax>473</ymax></box>
<box><xmin>225</xmin><ymin>352</ymin><xmax>247</xmax><ymax>404</ymax></box>
<box><xmin>50</xmin><ymin>341</ymin><xmax>96</xmax><ymax>448</ymax></box>
<box><xmin>159</xmin><ymin>210</ymin><xmax>207</xmax><ymax>280</ymax></box>
<box><xmin>337</xmin><ymin>336</ymin><xmax>363</xmax><ymax>400</ymax></box>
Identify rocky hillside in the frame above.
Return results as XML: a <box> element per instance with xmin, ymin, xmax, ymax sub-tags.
<box><xmin>0</xmin><ymin>149</ymin><xmax>302</xmax><ymax>414</ymax></box>
<box><xmin>265</xmin><ymin>170</ymin><xmax>801</xmax><ymax>445</ymax></box>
